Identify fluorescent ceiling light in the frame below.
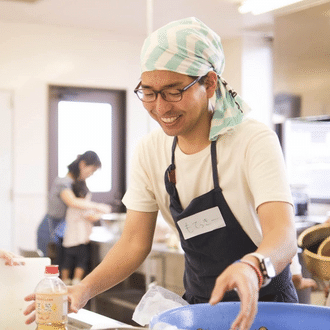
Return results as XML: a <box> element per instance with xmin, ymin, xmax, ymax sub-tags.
<box><xmin>239</xmin><ymin>0</ymin><xmax>305</xmax><ymax>15</ymax></box>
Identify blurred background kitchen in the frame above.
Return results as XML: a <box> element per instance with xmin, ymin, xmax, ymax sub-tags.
<box><xmin>1</xmin><ymin>0</ymin><xmax>330</xmax><ymax>325</ymax></box>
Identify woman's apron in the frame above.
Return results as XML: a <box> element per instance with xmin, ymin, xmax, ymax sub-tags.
<box><xmin>164</xmin><ymin>137</ymin><xmax>298</xmax><ymax>304</ymax></box>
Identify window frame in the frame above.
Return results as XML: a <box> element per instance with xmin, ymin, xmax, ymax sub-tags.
<box><xmin>48</xmin><ymin>85</ymin><xmax>126</xmax><ymax>213</ymax></box>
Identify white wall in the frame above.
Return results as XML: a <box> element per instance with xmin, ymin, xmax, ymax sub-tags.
<box><xmin>241</xmin><ymin>36</ymin><xmax>273</xmax><ymax>128</ymax></box>
<box><xmin>0</xmin><ymin>21</ymin><xmax>149</xmax><ymax>251</ymax></box>
<box><xmin>222</xmin><ymin>38</ymin><xmax>243</xmax><ymax>95</ymax></box>
<box><xmin>223</xmin><ymin>36</ymin><xmax>273</xmax><ymax>128</ymax></box>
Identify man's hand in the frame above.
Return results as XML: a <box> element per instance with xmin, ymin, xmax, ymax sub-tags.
<box><xmin>209</xmin><ymin>261</ymin><xmax>259</xmax><ymax>330</ymax></box>
<box><xmin>0</xmin><ymin>249</ymin><xmax>24</xmax><ymax>266</ymax></box>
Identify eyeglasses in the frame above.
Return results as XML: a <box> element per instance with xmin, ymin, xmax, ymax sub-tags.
<box><xmin>134</xmin><ymin>75</ymin><xmax>204</xmax><ymax>103</ymax></box>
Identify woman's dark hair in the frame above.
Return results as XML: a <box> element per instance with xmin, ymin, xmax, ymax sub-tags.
<box><xmin>71</xmin><ymin>180</ymin><xmax>89</xmax><ymax>198</ymax></box>
<box><xmin>67</xmin><ymin>150</ymin><xmax>101</xmax><ymax>180</ymax></box>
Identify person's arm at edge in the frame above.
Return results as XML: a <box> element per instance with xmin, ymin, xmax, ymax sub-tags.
<box><xmin>0</xmin><ymin>249</ymin><xmax>24</xmax><ymax>266</ymax></box>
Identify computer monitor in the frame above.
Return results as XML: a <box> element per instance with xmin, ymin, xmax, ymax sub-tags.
<box><xmin>281</xmin><ymin>116</ymin><xmax>330</xmax><ymax>203</ymax></box>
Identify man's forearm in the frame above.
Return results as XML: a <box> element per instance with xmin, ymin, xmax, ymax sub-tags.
<box><xmin>80</xmin><ymin>237</ymin><xmax>151</xmax><ymax>300</ymax></box>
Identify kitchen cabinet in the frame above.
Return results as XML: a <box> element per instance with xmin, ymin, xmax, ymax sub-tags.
<box><xmin>145</xmin><ymin>243</ymin><xmax>185</xmax><ymax>296</ymax></box>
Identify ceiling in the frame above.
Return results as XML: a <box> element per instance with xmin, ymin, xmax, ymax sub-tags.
<box><xmin>0</xmin><ymin>0</ymin><xmax>329</xmax><ymax>52</ymax></box>
<box><xmin>0</xmin><ymin>0</ymin><xmax>276</xmax><ymax>39</ymax></box>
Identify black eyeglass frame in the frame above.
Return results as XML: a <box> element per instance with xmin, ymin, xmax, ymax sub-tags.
<box><xmin>134</xmin><ymin>75</ymin><xmax>204</xmax><ymax>103</ymax></box>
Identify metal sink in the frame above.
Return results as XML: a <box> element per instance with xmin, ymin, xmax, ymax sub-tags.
<box><xmin>67</xmin><ymin>317</ymin><xmax>146</xmax><ymax>330</ymax></box>
<box><xmin>67</xmin><ymin>317</ymin><xmax>92</xmax><ymax>330</ymax></box>
<box><xmin>68</xmin><ymin>327</ymin><xmax>144</xmax><ymax>330</ymax></box>
<box><xmin>91</xmin><ymin>328</ymin><xmax>145</xmax><ymax>330</ymax></box>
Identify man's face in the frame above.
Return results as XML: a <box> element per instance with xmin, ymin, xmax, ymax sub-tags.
<box><xmin>140</xmin><ymin>70</ymin><xmax>210</xmax><ymax>139</ymax></box>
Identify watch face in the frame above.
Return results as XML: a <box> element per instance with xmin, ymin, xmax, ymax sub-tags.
<box><xmin>264</xmin><ymin>258</ymin><xmax>276</xmax><ymax>278</ymax></box>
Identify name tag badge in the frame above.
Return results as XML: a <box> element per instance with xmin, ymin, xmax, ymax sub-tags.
<box><xmin>177</xmin><ymin>206</ymin><xmax>226</xmax><ymax>240</ymax></box>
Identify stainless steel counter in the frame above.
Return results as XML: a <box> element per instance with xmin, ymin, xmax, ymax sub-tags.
<box><xmin>68</xmin><ymin>308</ymin><xmax>129</xmax><ymax>329</ymax></box>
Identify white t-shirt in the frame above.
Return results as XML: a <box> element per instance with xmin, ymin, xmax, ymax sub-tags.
<box><xmin>122</xmin><ymin>118</ymin><xmax>293</xmax><ymax>246</ymax></box>
<box><xmin>63</xmin><ymin>194</ymin><xmax>94</xmax><ymax>248</ymax></box>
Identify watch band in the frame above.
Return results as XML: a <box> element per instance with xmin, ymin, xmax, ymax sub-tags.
<box><xmin>247</xmin><ymin>252</ymin><xmax>272</xmax><ymax>287</ymax></box>
<box><xmin>248</xmin><ymin>252</ymin><xmax>265</xmax><ymax>264</ymax></box>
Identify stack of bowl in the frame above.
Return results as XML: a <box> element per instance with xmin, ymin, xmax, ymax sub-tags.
<box><xmin>298</xmin><ymin>223</ymin><xmax>330</xmax><ymax>280</ymax></box>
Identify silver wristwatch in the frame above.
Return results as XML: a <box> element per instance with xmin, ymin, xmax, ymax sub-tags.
<box><xmin>248</xmin><ymin>252</ymin><xmax>276</xmax><ymax>287</ymax></box>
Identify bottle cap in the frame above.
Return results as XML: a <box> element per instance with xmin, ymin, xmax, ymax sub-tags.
<box><xmin>45</xmin><ymin>265</ymin><xmax>59</xmax><ymax>275</ymax></box>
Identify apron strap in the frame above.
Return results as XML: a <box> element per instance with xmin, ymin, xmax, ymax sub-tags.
<box><xmin>166</xmin><ymin>136</ymin><xmax>177</xmax><ymax>185</ymax></box>
<box><xmin>172</xmin><ymin>136</ymin><xmax>177</xmax><ymax>164</ymax></box>
<box><xmin>211</xmin><ymin>140</ymin><xmax>220</xmax><ymax>189</ymax></box>
<box><xmin>171</xmin><ymin>136</ymin><xmax>219</xmax><ymax>189</ymax></box>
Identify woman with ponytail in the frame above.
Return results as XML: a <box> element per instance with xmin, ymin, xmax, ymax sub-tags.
<box><xmin>37</xmin><ymin>151</ymin><xmax>110</xmax><ymax>263</ymax></box>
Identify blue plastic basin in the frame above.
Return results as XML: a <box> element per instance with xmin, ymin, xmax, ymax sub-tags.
<box><xmin>150</xmin><ymin>302</ymin><xmax>330</xmax><ymax>329</ymax></box>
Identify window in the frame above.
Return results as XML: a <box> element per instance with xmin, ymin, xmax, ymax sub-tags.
<box><xmin>49</xmin><ymin>85</ymin><xmax>126</xmax><ymax>212</ymax></box>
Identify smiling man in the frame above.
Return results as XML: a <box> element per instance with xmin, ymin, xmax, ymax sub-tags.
<box><xmin>135</xmin><ymin>71</ymin><xmax>213</xmax><ymax>153</ymax></box>
<box><xmin>25</xmin><ymin>17</ymin><xmax>298</xmax><ymax>330</ymax></box>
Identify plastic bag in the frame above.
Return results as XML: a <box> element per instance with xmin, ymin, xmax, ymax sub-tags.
<box><xmin>132</xmin><ymin>285</ymin><xmax>188</xmax><ymax>327</ymax></box>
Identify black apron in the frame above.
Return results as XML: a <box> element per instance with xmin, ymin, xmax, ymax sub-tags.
<box><xmin>164</xmin><ymin>137</ymin><xmax>298</xmax><ymax>304</ymax></box>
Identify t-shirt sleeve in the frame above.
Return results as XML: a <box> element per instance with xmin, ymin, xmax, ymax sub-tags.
<box><xmin>122</xmin><ymin>138</ymin><xmax>159</xmax><ymax>212</ymax></box>
<box><xmin>48</xmin><ymin>176</ymin><xmax>74</xmax><ymax>218</ymax></box>
<box><xmin>245</xmin><ymin>128</ymin><xmax>293</xmax><ymax>209</ymax></box>
<box><xmin>56</xmin><ymin>177</ymin><xmax>73</xmax><ymax>195</ymax></box>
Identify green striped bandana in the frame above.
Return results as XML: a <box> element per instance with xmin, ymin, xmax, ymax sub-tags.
<box><xmin>140</xmin><ymin>17</ymin><xmax>251</xmax><ymax>140</ymax></box>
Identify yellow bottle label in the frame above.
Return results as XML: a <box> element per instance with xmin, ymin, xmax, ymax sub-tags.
<box><xmin>36</xmin><ymin>292</ymin><xmax>68</xmax><ymax>325</ymax></box>
<box><xmin>37</xmin><ymin>323</ymin><xmax>67</xmax><ymax>330</ymax></box>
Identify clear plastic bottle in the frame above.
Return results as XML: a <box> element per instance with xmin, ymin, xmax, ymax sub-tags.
<box><xmin>35</xmin><ymin>265</ymin><xmax>68</xmax><ymax>330</ymax></box>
